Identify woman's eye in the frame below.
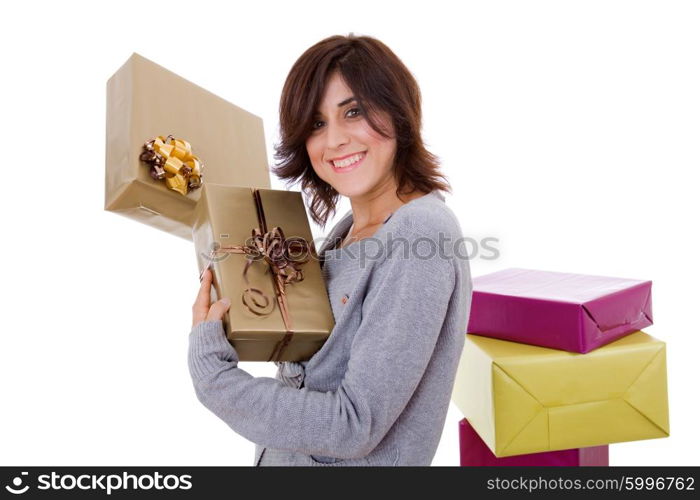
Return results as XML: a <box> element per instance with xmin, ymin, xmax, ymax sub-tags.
<box><xmin>311</xmin><ymin>109</ymin><xmax>361</xmax><ymax>131</ymax></box>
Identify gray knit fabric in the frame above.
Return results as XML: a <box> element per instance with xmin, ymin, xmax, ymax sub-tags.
<box><xmin>188</xmin><ymin>190</ymin><xmax>472</xmax><ymax>466</ymax></box>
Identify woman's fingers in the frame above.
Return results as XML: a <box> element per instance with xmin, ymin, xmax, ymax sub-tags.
<box><xmin>192</xmin><ymin>267</ymin><xmax>231</xmax><ymax>328</ymax></box>
<box><xmin>206</xmin><ymin>297</ymin><xmax>231</xmax><ymax>322</ymax></box>
<box><xmin>192</xmin><ymin>268</ymin><xmax>213</xmax><ymax>327</ymax></box>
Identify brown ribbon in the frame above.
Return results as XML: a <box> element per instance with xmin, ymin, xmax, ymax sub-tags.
<box><xmin>200</xmin><ymin>189</ymin><xmax>312</xmax><ymax>361</ymax></box>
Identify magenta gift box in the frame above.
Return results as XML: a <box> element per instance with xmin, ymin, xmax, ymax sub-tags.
<box><xmin>466</xmin><ymin>268</ymin><xmax>652</xmax><ymax>353</ymax></box>
<box><xmin>459</xmin><ymin>419</ymin><xmax>609</xmax><ymax>466</ymax></box>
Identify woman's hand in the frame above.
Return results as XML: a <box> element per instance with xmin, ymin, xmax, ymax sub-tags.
<box><xmin>192</xmin><ymin>268</ymin><xmax>231</xmax><ymax>329</ymax></box>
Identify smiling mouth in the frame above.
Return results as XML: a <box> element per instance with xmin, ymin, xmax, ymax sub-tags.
<box><xmin>329</xmin><ymin>151</ymin><xmax>366</xmax><ymax>170</ymax></box>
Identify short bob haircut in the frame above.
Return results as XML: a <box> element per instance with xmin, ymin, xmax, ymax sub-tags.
<box><xmin>272</xmin><ymin>34</ymin><xmax>451</xmax><ymax>227</ymax></box>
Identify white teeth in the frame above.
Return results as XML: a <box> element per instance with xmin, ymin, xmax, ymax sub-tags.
<box><xmin>332</xmin><ymin>152</ymin><xmax>364</xmax><ymax>168</ymax></box>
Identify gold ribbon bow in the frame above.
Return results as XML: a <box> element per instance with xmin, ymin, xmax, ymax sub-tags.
<box><xmin>200</xmin><ymin>190</ymin><xmax>313</xmax><ymax>361</ymax></box>
<box><xmin>140</xmin><ymin>135</ymin><xmax>203</xmax><ymax>196</ymax></box>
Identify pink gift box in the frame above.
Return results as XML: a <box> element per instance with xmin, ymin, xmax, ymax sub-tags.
<box><xmin>466</xmin><ymin>268</ymin><xmax>653</xmax><ymax>353</ymax></box>
<box><xmin>459</xmin><ymin>419</ymin><xmax>609</xmax><ymax>466</ymax></box>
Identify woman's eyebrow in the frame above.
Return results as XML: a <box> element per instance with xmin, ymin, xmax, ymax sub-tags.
<box><xmin>337</xmin><ymin>96</ymin><xmax>356</xmax><ymax>107</ymax></box>
<box><xmin>313</xmin><ymin>97</ymin><xmax>357</xmax><ymax>118</ymax></box>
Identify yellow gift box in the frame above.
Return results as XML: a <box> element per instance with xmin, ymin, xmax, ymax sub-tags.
<box><xmin>452</xmin><ymin>331</ymin><xmax>669</xmax><ymax>457</ymax></box>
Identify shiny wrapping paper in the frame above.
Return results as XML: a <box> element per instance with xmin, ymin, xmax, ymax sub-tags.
<box><xmin>104</xmin><ymin>53</ymin><xmax>270</xmax><ymax>240</ymax></box>
<box><xmin>467</xmin><ymin>268</ymin><xmax>653</xmax><ymax>353</ymax></box>
<box><xmin>459</xmin><ymin>418</ymin><xmax>608</xmax><ymax>466</ymax></box>
<box><xmin>192</xmin><ymin>183</ymin><xmax>334</xmax><ymax>362</ymax></box>
<box><xmin>452</xmin><ymin>332</ymin><xmax>669</xmax><ymax>457</ymax></box>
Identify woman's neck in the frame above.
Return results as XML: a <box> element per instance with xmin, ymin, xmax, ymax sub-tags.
<box><xmin>348</xmin><ymin>181</ymin><xmax>425</xmax><ymax>231</ymax></box>
<box><xmin>338</xmin><ymin>181</ymin><xmax>427</xmax><ymax>249</ymax></box>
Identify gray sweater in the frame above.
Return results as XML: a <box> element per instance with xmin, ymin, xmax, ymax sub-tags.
<box><xmin>188</xmin><ymin>190</ymin><xmax>472</xmax><ymax>466</ymax></box>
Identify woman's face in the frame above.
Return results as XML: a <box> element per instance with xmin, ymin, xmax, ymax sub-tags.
<box><xmin>305</xmin><ymin>71</ymin><xmax>397</xmax><ymax>199</ymax></box>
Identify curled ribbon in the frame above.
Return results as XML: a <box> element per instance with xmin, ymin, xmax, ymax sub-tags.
<box><xmin>140</xmin><ymin>135</ymin><xmax>203</xmax><ymax>196</ymax></box>
<box><xmin>200</xmin><ymin>191</ymin><xmax>313</xmax><ymax>361</ymax></box>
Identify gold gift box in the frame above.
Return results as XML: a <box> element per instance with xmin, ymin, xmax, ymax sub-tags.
<box><xmin>104</xmin><ymin>53</ymin><xmax>270</xmax><ymax>240</ymax></box>
<box><xmin>192</xmin><ymin>183</ymin><xmax>335</xmax><ymax>361</ymax></box>
<box><xmin>452</xmin><ymin>331</ymin><xmax>670</xmax><ymax>457</ymax></box>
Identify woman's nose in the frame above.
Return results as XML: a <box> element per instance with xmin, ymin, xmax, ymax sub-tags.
<box><xmin>326</xmin><ymin>120</ymin><xmax>349</xmax><ymax>149</ymax></box>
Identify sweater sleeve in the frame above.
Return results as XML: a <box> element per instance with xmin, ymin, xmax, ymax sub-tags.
<box><xmin>273</xmin><ymin>361</ymin><xmax>305</xmax><ymax>389</ymax></box>
<box><xmin>187</xmin><ymin>226</ymin><xmax>456</xmax><ymax>459</ymax></box>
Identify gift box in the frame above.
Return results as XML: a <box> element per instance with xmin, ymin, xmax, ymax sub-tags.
<box><xmin>459</xmin><ymin>418</ymin><xmax>608</xmax><ymax>466</ymax></box>
<box><xmin>192</xmin><ymin>183</ymin><xmax>334</xmax><ymax>361</ymax></box>
<box><xmin>452</xmin><ymin>331</ymin><xmax>669</xmax><ymax>457</ymax></box>
<box><xmin>105</xmin><ymin>53</ymin><xmax>270</xmax><ymax>241</ymax></box>
<box><xmin>467</xmin><ymin>268</ymin><xmax>653</xmax><ymax>353</ymax></box>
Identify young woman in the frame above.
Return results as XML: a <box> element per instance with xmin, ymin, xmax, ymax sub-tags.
<box><xmin>189</xmin><ymin>34</ymin><xmax>473</xmax><ymax>466</ymax></box>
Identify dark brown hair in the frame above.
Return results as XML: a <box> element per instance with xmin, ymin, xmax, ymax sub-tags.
<box><xmin>272</xmin><ymin>34</ymin><xmax>451</xmax><ymax>227</ymax></box>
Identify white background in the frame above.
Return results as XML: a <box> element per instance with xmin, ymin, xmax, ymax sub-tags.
<box><xmin>0</xmin><ymin>0</ymin><xmax>697</xmax><ymax>466</ymax></box>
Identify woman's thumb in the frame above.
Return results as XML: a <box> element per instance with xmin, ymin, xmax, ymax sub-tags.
<box><xmin>206</xmin><ymin>297</ymin><xmax>231</xmax><ymax>322</ymax></box>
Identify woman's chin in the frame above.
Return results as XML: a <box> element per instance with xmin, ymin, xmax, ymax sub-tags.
<box><xmin>334</xmin><ymin>185</ymin><xmax>370</xmax><ymax>200</ymax></box>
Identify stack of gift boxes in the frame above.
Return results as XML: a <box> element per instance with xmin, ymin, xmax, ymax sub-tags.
<box><xmin>452</xmin><ymin>268</ymin><xmax>670</xmax><ymax>466</ymax></box>
<box><xmin>105</xmin><ymin>53</ymin><xmax>334</xmax><ymax>362</ymax></box>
